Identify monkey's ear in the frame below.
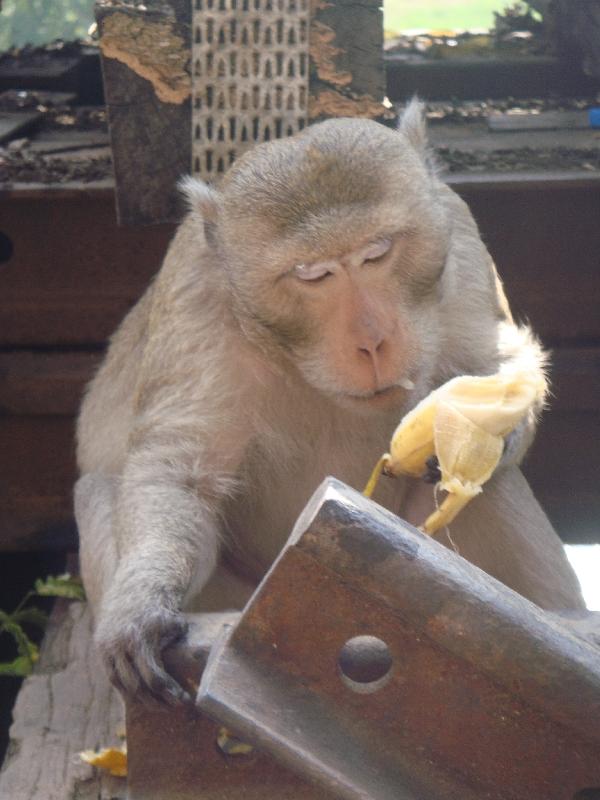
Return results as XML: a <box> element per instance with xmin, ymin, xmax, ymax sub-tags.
<box><xmin>179</xmin><ymin>176</ymin><xmax>219</xmax><ymax>225</ymax></box>
<box><xmin>398</xmin><ymin>97</ymin><xmax>428</xmax><ymax>156</ymax></box>
<box><xmin>399</xmin><ymin>97</ymin><xmax>439</xmax><ymax>176</ymax></box>
<box><xmin>179</xmin><ymin>176</ymin><xmax>220</xmax><ymax>245</ymax></box>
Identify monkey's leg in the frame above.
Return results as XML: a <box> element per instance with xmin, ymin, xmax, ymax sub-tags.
<box><xmin>74</xmin><ymin>473</ymin><xmax>120</xmax><ymax>619</ymax></box>
<box><xmin>401</xmin><ymin>466</ymin><xmax>585</xmax><ymax>611</ymax></box>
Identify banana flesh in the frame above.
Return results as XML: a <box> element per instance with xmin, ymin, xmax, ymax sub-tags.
<box><xmin>364</xmin><ymin>368</ymin><xmax>545</xmax><ymax>534</ymax></box>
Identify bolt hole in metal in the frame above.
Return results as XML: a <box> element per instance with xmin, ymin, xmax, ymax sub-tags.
<box><xmin>574</xmin><ymin>791</ymin><xmax>600</xmax><ymax>800</ymax></box>
<box><xmin>0</xmin><ymin>231</ymin><xmax>14</xmax><ymax>263</ymax></box>
<box><xmin>338</xmin><ymin>635</ymin><xmax>393</xmax><ymax>694</ymax></box>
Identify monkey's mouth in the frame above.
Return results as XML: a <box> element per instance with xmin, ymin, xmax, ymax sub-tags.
<box><xmin>346</xmin><ymin>385</ymin><xmax>406</xmax><ymax>404</ymax></box>
<box><xmin>351</xmin><ymin>376</ymin><xmax>415</xmax><ymax>401</ymax></box>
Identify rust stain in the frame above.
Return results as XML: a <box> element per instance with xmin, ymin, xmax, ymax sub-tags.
<box><xmin>309</xmin><ymin>89</ymin><xmax>384</xmax><ymax>120</ymax></box>
<box><xmin>309</xmin><ymin>20</ymin><xmax>352</xmax><ymax>87</ymax></box>
<box><xmin>100</xmin><ymin>12</ymin><xmax>190</xmax><ymax>105</ymax></box>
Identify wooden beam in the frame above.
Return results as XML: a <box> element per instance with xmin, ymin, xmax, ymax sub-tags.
<box><xmin>0</xmin><ymin>351</ymin><xmax>100</xmax><ymax>416</ymax></box>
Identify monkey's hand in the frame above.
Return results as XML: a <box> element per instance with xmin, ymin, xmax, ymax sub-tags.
<box><xmin>95</xmin><ymin>598</ymin><xmax>191</xmax><ymax>706</ymax></box>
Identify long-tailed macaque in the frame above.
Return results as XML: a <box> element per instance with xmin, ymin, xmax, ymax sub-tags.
<box><xmin>75</xmin><ymin>101</ymin><xmax>584</xmax><ymax>705</ymax></box>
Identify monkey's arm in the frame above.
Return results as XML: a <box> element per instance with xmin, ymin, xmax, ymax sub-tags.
<box><xmin>78</xmin><ymin>229</ymin><xmax>258</xmax><ymax>704</ymax></box>
<box><xmin>94</xmin><ymin>449</ymin><xmax>222</xmax><ymax>704</ymax></box>
<box><xmin>89</xmin><ymin>372</ymin><xmax>256</xmax><ymax>705</ymax></box>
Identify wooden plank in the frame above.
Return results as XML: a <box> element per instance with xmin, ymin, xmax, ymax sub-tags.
<box><xmin>455</xmin><ymin>183</ymin><xmax>600</xmax><ymax>343</ymax></box>
<box><xmin>430</xmin><ymin>120</ymin><xmax>600</xmax><ymax>154</ymax></box>
<box><xmin>0</xmin><ymin>417</ymin><xmax>77</xmax><ymax>551</ymax></box>
<box><xmin>0</xmin><ymin>600</ymin><xmax>126</xmax><ymax>800</ymax></box>
<box><xmin>384</xmin><ymin>54</ymin><xmax>600</xmax><ymax>102</ymax></box>
<box><xmin>447</xmin><ymin>171</ymin><xmax>600</xmax><ymax>191</ymax></box>
<box><xmin>0</xmin><ymin>193</ymin><xmax>174</xmax><ymax>346</ymax></box>
<box><xmin>0</xmin><ymin>351</ymin><xmax>100</xmax><ymax>416</ymax></box>
<box><xmin>0</xmin><ymin>111</ymin><xmax>42</xmax><ymax>144</ymax></box>
<box><xmin>27</xmin><ymin>130</ymin><xmax>110</xmax><ymax>155</ymax></box>
<box><xmin>548</xmin><ymin>347</ymin><xmax>600</xmax><ymax>413</ymax></box>
<box><xmin>488</xmin><ymin>110</ymin><xmax>592</xmax><ymax>132</ymax></box>
<box><xmin>524</xmin><ymin>410</ymin><xmax>600</xmax><ymax>545</ymax></box>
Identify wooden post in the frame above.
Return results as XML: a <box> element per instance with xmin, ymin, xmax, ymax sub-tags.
<box><xmin>96</xmin><ymin>1</ymin><xmax>192</xmax><ymax>225</ymax></box>
<box><xmin>96</xmin><ymin>0</ymin><xmax>386</xmax><ymax>225</ymax></box>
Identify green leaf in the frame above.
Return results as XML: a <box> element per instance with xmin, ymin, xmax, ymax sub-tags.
<box><xmin>2</xmin><ymin>620</ymin><xmax>39</xmax><ymax>663</ymax></box>
<box><xmin>34</xmin><ymin>574</ymin><xmax>86</xmax><ymax>601</ymax></box>
<box><xmin>0</xmin><ymin>655</ymin><xmax>35</xmax><ymax>678</ymax></box>
<box><xmin>11</xmin><ymin>608</ymin><xmax>48</xmax><ymax>630</ymax></box>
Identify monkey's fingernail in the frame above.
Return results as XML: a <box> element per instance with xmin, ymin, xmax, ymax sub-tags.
<box><xmin>397</xmin><ymin>377</ymin><xmax>415</xmax><ymax>391</ymax></box>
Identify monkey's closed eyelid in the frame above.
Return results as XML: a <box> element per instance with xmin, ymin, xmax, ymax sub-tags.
<box><xmin>362</xmin><ymin>237</ymin><xmax>393</xmax><ymax>262</ymax></box>
<box><xmin>293</xmin><ymin>262</ymin><xmax>335</xmax><ymax>281</ymax></box>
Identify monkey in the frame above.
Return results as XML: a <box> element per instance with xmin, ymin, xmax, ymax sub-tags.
<box><xmin>74</xmin><ymin>100</ymin><xmax>585</xmax><ymax>706</ymax></box>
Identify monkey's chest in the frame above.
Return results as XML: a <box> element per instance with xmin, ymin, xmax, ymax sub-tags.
<box><xmin>220</xmin><ymin>430</ymin><xmax>405</xmax><ymax>580</ymax></box>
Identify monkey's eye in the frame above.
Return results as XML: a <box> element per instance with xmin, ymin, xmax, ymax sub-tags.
<box><xmin>293</xmin><ymin>261</ymin><xmax>334</xmax><ymax>282</ymax></box>
<box><xmin>362</xmin><ymin>238</ymin><xmax>392</xmax><ymax>264</ymax></box>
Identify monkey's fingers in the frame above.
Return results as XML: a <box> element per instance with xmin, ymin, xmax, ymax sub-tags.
<box><xmin>100</xmin><ymin>610</ymin><xmax>193</xmax><ymax>707</ymax></box>
<box><xmin>136</xmin><ymin>646</ymin><xmax>194</xmax><ymax>708</ymax></box>
<box><xmin>422</xmin><ymin>455</ymin><xmax>441</xmax><ymax>484</ymax></box>
<box><xmin>107</xmin><ymin>647</ymin><xmax>192</xmax><ymax>708</ymax></box>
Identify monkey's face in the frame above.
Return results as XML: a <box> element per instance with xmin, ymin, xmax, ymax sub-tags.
<box><xmin>207</xmin><ymin>117</ymin><xmax>450</xmax><ymax>411</ymax></box>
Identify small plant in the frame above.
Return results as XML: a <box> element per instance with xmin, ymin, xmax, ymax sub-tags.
<box><xmin>0</xmin><ymin>574</ymin><xmax>85</xmax><ymax>677</ymax></box>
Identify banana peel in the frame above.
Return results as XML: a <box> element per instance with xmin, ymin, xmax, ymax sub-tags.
<box><xmin>80</xmin><ymin>745</ymin><xmax>128</xmax><ymax>777</ymax></box>
<box><xmin>365</xmin><ymin>368</ymin><xmax>545</xmax><ymax>534</ymax></box>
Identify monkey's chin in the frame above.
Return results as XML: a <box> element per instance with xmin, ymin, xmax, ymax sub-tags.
<box><xmin>337</xmin><ymin>385</ymin><xmax>408</xmax><ymax>414</ymax></box>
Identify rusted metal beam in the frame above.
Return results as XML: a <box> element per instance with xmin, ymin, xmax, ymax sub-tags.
<box><xmin>127</xmin><ymin>612</ymin><xmax>331</xmax><ymax>800</ymax></box>
<box><xmin>126</xmin><ymin>479</ymin><xmax>600</xmax><ymax>798</ymax></box>
<box><xmin>195</xmin><ymin>478</ymin><xmax>600</xmax><ymax>800</ymax></box>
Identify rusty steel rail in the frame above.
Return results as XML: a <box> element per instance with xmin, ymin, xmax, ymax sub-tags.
<box><xmin>198</xmin><ymin>479</ymin><xmax>600</xmax><ymax>800</ymax></box>
<box><xmin>127</xmin><ymin>478</ymin><xmax>600</xmax><ymax>800</ymax></box>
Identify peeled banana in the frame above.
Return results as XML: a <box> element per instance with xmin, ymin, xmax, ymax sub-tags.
<box><xmin>364</xmin><ymin>368</ymin><xmax>545</xmax><ymax>534</ymax></box>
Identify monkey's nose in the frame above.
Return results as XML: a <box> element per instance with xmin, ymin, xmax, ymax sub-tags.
<box><xmin>357</xmin><ymin>338</ymin><xmax>385</xmax><ymax>360</ymax></box>
<box><xmin>357</xmin><ymin>339</ymin><xmax>386</xmax><ymax>385</ymax></box>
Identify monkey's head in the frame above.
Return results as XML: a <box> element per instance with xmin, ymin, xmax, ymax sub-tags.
<box><xmin>183</xmin><ymin>101</ymin><xmax>450</xmax><ymax>413</ymax></box>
